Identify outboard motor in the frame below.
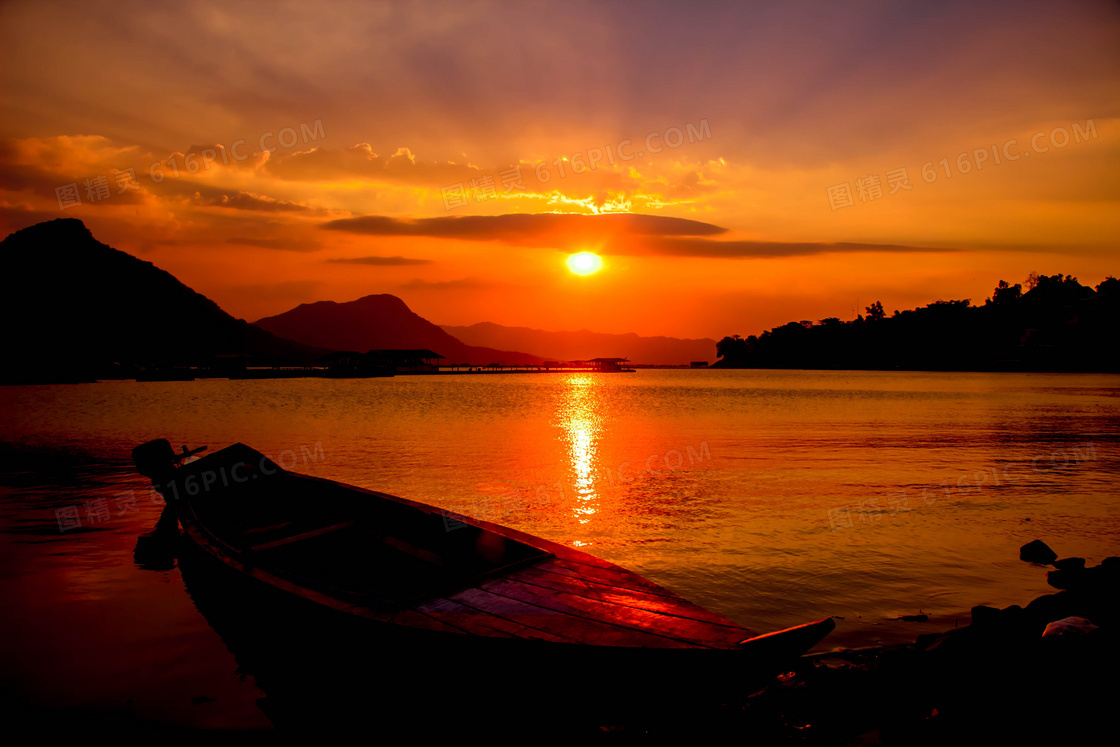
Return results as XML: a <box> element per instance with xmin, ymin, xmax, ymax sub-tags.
<box><xmin>133</xmin><ymin>439</ymin><xmax>176</xmax><ymax>479</ymax></box>
<box><xmin>132</xmin><ymin>439</ymin><xmax>206</xmax><ymax>480</ymax></box>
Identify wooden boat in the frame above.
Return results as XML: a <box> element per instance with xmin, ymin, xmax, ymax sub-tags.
<box><xmin>132</xmin><ymin>439</ymin><xmax>833</xmax><ymax>687</ymax></box>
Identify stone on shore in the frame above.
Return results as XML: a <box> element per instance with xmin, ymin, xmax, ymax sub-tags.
<box><xmin>1047</xmin><ymin>567</ymin><xmax>1087</xmax><ymax>590</ymax></box>
<box><xmin>970</xmin><ymin>605</ymin><xmax>1002</xmax><ymax>629</ymax></box>
<box><xmin>896</xmin><ymin>613</ymin><xmax>929</xmax><ymax>622</ymax></box>
<box><xmin>1019</xmin><ymin>539</ymin><xmax>1057</xmax><ymax>564</ymax></box>
<box><xmin>1041</xmin><ymin>616</ymin><xmax>1099</xmax><ymax>637</ymax></box>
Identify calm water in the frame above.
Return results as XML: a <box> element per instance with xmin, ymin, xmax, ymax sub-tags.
<box><xmin>2</xmin><ymin>370</ymin><xmax>1118</xmax><ymax>730</ymax></box>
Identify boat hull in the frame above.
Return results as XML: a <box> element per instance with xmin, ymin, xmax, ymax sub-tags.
<box><xmin>136</xmin><ymin>439</ymin><xmax>834</xmax><ymax>725</ymax></box>
<box><xmin>175</xmin><ymin>533</ymin><xmax>818</xmax><ymax>736</ymax></box>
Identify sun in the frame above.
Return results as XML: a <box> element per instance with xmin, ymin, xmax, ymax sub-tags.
<box><xmin>566</xmin><ymin>251</ymin><xmax>603</xmax><ymax>276</ymax></box>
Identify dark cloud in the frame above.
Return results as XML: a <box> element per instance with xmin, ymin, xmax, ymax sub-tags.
<box><xmin>0</xmin><ymin>143</ymin><xmax>148</xmax><ymax>206</ymax></box>
<box><xmin>398</xmin><ymin>277</ymin><xmax>504</xmax><ymax>290</ymax></box>
<box><xmin>327</xmin><ymin>255</ymin><xmax>432</xmax><ymax>266</ymax></box>
<box><xmin>322</xmin><ymin>212</ymin><xmax>955</xmax><ymax>257</ymax></box>
<box><xmin>191</xmin><ymin>190</ymin><xmax>310</xmax><ymax>212</ymax></box>
<box><xmin>625</xmin><ymin>237</ymin><xmax>962</xmax><ymax>258</ymax></box>
<box><xmin>322</xmin><ymin>212</ymin><xmax>726</xmax><ymax>244</ymax></box>
<box><xmin>0</xmin><ymin>203</ymin><xmax>67</xmax><ymax>235</ymax></box>
<box><xmin>0</xmin><ymin>161</ymin><xmax>72</xmax><ymax>199</ymax></box>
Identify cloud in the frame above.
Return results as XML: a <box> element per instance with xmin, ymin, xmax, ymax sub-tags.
<box><xmin>0</xmin><ymin>203</ymin><xmax>67</xmax><ymax>235</ymax></box>
<box><xmin>265</xmin><ymin>144</ymin><xmax>484</xmax><ymax>185</ymax></box>
<box><xmin>624</xmin><ymin>237</ymin><xmax>962</xmax><ymax>258</ymax></box>
<box><xmin>322</xmin><ymin>212</ymin><xmax>726</xmax><ymax>244</ymax></box>
<box><xmin>190</xmin><ymin>189</ymin><xmax>311</xmax><ymax>212</ymax></box>
<box><xmin>327</xmin><ymin>255</ymin><xmax>432</xmax><ymax>266</ymax></box>
<box><xmin>0</xmin><ymin>137</ymin><xmax>150</xmax><ymax>206</ymax></box>
<box><xmin>181</xmin><ymin>143</ymin><xmax>269</xmax><ymax>171</ymax></box>
<box><xmin>322</xmin><ymin>211</ymin><xmax>957</xmax><ymax>257</ymax></box>
<box><xmin>398</xmin><ymin>277</ymin><xmax>505</xmax><ymax>290</ymax></box>
<box><xmin>226</xmin><ymin>236</ymin><xmax>320</xmax><ymax>252</ymax></box>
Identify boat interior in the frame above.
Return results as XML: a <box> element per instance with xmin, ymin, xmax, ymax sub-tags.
<box><xmin>172</xmin><ymin>444</ymin><xmax>553</xmax><ymax>608</ymax></box>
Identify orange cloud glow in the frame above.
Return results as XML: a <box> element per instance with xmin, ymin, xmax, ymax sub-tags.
<box><xmin>1</xmin><ymin>1</ymin><xmax>1116</xmax><ymax>337</ymax></box>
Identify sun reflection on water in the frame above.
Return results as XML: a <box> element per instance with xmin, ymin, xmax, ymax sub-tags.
<box><xmin>554</xmin><ymin>374</ymin><xmax>605</xmax><ymax>536</ymax></box>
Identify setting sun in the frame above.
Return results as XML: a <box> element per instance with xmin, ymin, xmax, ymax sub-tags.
<box><xmin>566</xmin><ymin>252</ymin><xmax>603</xmax><ymax>276</ymax></box>
<box><xmin>2</xmin><ymin>3</ymin><xmax>1119</xmax><ymax>740</ymax></box>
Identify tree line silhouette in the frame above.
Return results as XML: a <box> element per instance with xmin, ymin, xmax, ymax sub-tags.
<box><xmin>715</xmin><ymin>274</ymin><xmax>1119</xmax><ymax>372</ymax></box>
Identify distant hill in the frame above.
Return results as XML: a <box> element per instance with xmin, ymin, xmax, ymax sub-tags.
<box><xmin>714</xmin><ymin>274</ymin><xmax>1120</xmax><ymax>372</ymax></box>
<box><xmin>0</xmin><ymin>219</ymin><xmax>323</xmax><ymax>383</ymax></box>
<box><xmin>440</xmin><ymin>322</ymin><xmax>717</xmax><ymax>365</ymax></box>
<box><xmin>254</xmin><ymin>295</ymin><xmax>544</xmax><ymax>366</ymax></box>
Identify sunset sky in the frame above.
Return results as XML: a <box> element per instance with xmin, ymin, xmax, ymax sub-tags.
<box><xmin>1</xmin><ymin>0</ymin><xmax>1117</xmax><ymax>339</ymax></box>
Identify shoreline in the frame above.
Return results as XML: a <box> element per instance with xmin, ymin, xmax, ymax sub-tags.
<box><xmin>652</xmin><ymin>544</ymin><xmax>1118</xmax><ymax>744</ymax></box>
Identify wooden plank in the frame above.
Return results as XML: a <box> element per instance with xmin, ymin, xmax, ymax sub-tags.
<box><xmin>250</xmin><ymin>521</ymin><xmax>357</xmax><ymax>552</ymax></box>
<box><xmin>537</xmin><ymin>558</ymin><xmax>682</xmax><ymax>599</ymax></box>
<box><xmin>379</xmin><ymin>609</ymin><xmax>474</xmax><ymax>635</ymax></box>
<box><xmin>448</xmin><ymin>587</ymin><xmax>695</xmax><ymax>649</ymax></box>
<box><xmin>415</xmin><ymin>597</ymin><xmax>568</xmax><ymax>643</ymax></box>
<box><xmin>510</xmin><ymin>565</ymin><xmax>753</xmax><ymax>634</ymax></box>
<box><xmin>480</xmin><ymin>577</ymin><xmax>734</xmax><ymax>648</ymax></box>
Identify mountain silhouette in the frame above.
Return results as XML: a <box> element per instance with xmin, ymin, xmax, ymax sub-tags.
<box><xmin>253</xmin><ymin>295</ymin><xmax>544</xmax><ymax>366</ymax></box>
<box><xmin>440</xmin><ymin>322</ymin><xmax>716</xmax><ymax>365</ymax></box>
<box><xmin>0</xmin><ymin>219</ymin><xmax>323</xmax><ymax>383</ymax></box>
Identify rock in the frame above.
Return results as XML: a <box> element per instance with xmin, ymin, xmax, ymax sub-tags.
<box><xmin>1041</xmin><ymin>616</ymin><xmax>1098</xmax><ymax>637</ymax></box>
<box><xmin>914</xmin><ymin>632</ymin><xmax>943</xmax><ymax>648</ymax></box>
<box><xmin>1081</xmin><ymin>564</ymin><xmax>1119</xmax><ymax>595</ymax></box>
<box><xmin>923</xmin><ymin>627</ymin><xmax>973</xmax><ymax>655</ymax></box>
<box><xmin>1047</xmin><ymin>568</ymin><xmax>1087</xmax><ymax>590</ymax></box>
<box><xmin>922</xmin><ymin>631</ymin><xmax>955</xmax><ymax>653</ymax></box>
<box><xmin>1024</xmin><ymin>592</ymin><xmax>1075</xmax><ymax>628</ymax></box>
<box><xmin>896</xmin><ymin>613</ymin><xmax>929</xmax><ymax>623</ymax></box>
<box><xmin>971</xmin><ymin>605</ymin><xmax>1002</xmax><ymax>629</ymax></box>
<box><xmin>999</xmin><ymin>605</ymin><xmax>1030</xmax><ymax>635</ymax></box>
<box><xmin>1000</xmin><ymin>604</ymin><xmax>1025</xmax><ymax>623</ymax></box>
<box><xmin>1054</xmin><ymin>557</ymin><xmax>1086</xmax><ymax>571</ymax></box>
<box><xmin>1020</xmin><ymin>539</ymin><xmax>1058</xmax><ymax>564</ymax></box>
<box><xmin>1099</xmin><ymin>557</ymin><xmax>1120</xmax><ymax>583</ymax></box>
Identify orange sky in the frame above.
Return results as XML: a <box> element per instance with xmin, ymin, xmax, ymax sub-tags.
<box><xmin>1</xmin><ymin>0</ymin><xmax>1117</xmax><ymax>338</ymax></box>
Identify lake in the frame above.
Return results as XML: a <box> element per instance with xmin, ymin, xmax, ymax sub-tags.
<box><xmin>2</xmin><ymin>370</ymin><xmax>1117</xmax><ymax>730</ymax></box>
